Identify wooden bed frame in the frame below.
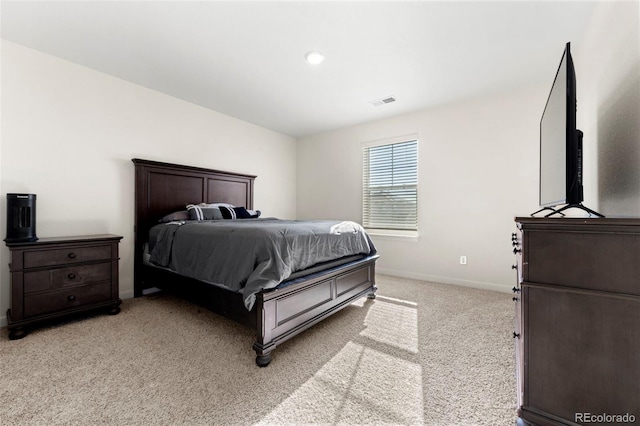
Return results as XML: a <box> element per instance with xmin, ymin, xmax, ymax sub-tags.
<box><xmin>132</xmin><ymin>158</ymin><xmax>379</xmax><ymax>366</ymax></box>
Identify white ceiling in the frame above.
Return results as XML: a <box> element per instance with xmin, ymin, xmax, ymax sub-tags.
<box><xmin>1</xmin><ymin>1</ymin><xmax>598</xmax><ymax>138</ymax></box>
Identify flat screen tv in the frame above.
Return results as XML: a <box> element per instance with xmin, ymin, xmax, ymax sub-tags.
<box><xmin>536</xmin><ymin>42</ymin><xmax>603</xmax><ymax>217</ymax></box>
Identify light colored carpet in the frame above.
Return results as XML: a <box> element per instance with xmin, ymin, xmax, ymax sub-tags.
<box><xmin>0</xmin><ymin>274</ymin><xmax>516</xmax><ymax>425</ymax></box>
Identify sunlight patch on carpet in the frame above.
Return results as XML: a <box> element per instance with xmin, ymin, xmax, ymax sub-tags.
<box><xmin>256</xmin><ymin>341</ymin><xmax>423</xmax><ymax>425</ymax></box>
<box><xmin>360</xmin><ymin>298</ymin><xmax>419</xmax><ymax>354</ymax></box>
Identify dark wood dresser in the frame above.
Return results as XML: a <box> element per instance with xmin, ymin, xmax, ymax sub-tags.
<box><xmin>513</xmin><ymin>218</ymin><xmax>640</xmax><ymax>425</ymax></box>
<box><xmin>5</xmin><ymin>234</ymin><xmax>123</xmax><ymax>339</ymax></box>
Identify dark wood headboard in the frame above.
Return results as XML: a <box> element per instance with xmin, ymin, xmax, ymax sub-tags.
<box><xmin>132</xmin><ymin>158</ymin><xmax>256</xmax><ymax>295</ymax></box>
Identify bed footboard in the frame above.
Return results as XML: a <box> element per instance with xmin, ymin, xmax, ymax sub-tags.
<box><xmin>253</xmin><ymin>255</ymin><xmax>378</xmax><ymax>367</ymax></box>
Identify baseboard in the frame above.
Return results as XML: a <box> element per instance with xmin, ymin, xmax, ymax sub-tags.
<box><xmin>0</xmin><ymin>315</ymin><xmax>6</xmax><ymax>328</ymax></box>
<box><xmin>376</xmin><ymin>268</ymin><xmax>511</xmax><ymax>294</ymax></box>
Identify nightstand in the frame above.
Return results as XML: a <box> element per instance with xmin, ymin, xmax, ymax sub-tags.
<box><xmin>5</xmin><ymin>234</ymin><xmax>123</xmax><ymax>339</ymax></box>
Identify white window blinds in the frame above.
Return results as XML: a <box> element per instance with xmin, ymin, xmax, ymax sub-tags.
<box><xmin>362</xmin><ymin>138</ymin><xmax>418</xmax><ymax>231</ymax></box>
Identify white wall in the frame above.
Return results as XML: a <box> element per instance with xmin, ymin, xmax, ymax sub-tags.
<box><xmin>577</xmin><ymin>0</ymin><xmax>640</xmax><ymax>216</ymax></box>
<box><xmin>297</xmin><ymin>84</ymin><xmax>544</xmax><ymax>293</ymax></box>
<box><xmin>0</xmin><ymin>41</ymin><xmax>297</xmax><ymax>326</ymax></box>
<box><xmin>297</xmin><ymin>1</ymin><xmax>640</xmax><ymax>293</ymax></box>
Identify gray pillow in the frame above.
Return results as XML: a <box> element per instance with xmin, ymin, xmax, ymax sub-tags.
<box><xmin>186</xmin><ymin>205</ymin><xmax>223</xmax><ymax>221</ymax></box>
<box><xmin>159</xmin><ymin>210</ymin><xmax>189</xmax><ymax>222</ymax></box>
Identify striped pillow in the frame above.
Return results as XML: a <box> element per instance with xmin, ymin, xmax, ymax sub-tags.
<box><xmin>186</xmin><ymin>204</ymin><xmax>224</xmax><ymax>221</ymax></box>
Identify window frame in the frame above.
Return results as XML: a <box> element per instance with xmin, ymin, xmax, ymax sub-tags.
<box><xmin>362</xmin><ymin>134</ymin><xmax>419</xmax><ymax>238</ymax></box>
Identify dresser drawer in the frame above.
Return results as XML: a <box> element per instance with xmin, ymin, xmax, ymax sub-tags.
<box><xmin>23</xmin><ymin>262</ymin><xmax>112</xmax><ymax>294</ymax></box>
<box><xmin>23</xmin><ymin>245</ymin><xmax>112</xmax><ymax>269</ymax></box>
<box><xmin>23</xmin><ymin>281</ymin><xmax>113</xmax><ymax>318</ymax></box>
<box><xmin>525</xmin><ymin>230</ymin><xmax>640</xmax><ymax>296</ymax></box>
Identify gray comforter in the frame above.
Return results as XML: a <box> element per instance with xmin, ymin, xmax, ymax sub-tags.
<box><xmin>149</xmin><ymin>219</ymin><xmax>375</xmax><ymax>310</ymax></box>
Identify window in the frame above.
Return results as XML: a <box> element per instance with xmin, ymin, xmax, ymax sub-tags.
<box><xmin>362</xmin><ymin>136</ymin><xmax>418</xmax><ymax>232</ymax></box>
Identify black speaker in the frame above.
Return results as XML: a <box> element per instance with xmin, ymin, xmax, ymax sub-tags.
<box><xmin>5</xmin><ymin>193</ymin><xmax>38</xmax><ymax>243</ymax></box>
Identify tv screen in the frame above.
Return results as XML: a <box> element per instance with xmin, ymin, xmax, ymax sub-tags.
<box><xmin>539</xmin><ymin>42</ymin><xmax>583</xmax><ymax>208</ymax></box>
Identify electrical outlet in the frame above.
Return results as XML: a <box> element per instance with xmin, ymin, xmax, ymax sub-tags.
<box><xmin>460</xmin><ymin>256</ymin><xmax>467</xmax><ymax>265</ymax></box>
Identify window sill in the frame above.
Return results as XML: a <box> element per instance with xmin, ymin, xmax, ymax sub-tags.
<box><xmin>366</xmin><ymin>229</ymin><xmax>419</xmax><ymax>241</ymax></box>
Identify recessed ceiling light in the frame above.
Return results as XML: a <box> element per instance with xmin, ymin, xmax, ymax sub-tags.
<box><xmin>305</xmin><ymin>51</ymin><xmax>325</xmax><ymax>65</ymax></box>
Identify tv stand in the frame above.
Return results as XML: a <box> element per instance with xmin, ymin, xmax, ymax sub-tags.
<box><xmin>544</xmin><ymin>202</ymin><xmax>604</xmax><ymax>218</ymax></box>
<box><xmin>530</xmin><ymin>207</ymin><xmax>565</xmax><ymax>217</ymax></box>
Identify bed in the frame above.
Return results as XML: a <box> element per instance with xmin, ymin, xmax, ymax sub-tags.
<box><xmin>132</xmin><ymin>158</ymin><xmax>379</xmax><ymax>366</ymax></box>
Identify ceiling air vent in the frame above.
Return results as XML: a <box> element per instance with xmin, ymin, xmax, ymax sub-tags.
<box><xmin>369</xmin><ymin>96</ymin><xmax>396</xmax><ymax>107</ymax></box>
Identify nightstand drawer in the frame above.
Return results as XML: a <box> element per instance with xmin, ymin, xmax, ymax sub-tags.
<box><xmin>23</xmin><ymin>263</ymin><xmax>112</xmax><ymax>294</ymax></box>
<box><xmin>23</xmin><ymin>245</ymin><xmax>112</xmax><ymax>269</ymax></box>
<box><xmin>23</xmin><ymin>281</ymin><xmax>112</xmax><ymax>318</ymax></box>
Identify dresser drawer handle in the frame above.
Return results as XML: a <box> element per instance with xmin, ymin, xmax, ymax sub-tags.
<box><xmin>67</xmin><ymin>252</ymin><xmax>77</xmax><ymax>259</ymax></box>
<box><xmin>67</xmin><ymin>273</ymin><xmax>76</xmax><ymax>280</ymax></box>
<box><xmin>68</xmin><ymin>295</ymin><xmax>76</xmax><ymax>302</ymax></box>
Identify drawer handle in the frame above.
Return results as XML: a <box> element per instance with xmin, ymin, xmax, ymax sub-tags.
<box><xmin>68</xmin><ymin>295</ymin><xmax>76</xmax><ymax>302</ymax></box>
<box><xmin>67</xmin><ymin>273</ymin><xmax>76</xmax><ymax>280</ymax></box>
<box><xmin>67</xmin><ymin>252</ymin><xmax>77</xmax><ymax>259</ymax></box>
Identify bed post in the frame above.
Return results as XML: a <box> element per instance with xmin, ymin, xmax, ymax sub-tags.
<box><xmin>253</xmin><ymin>297</ymin><xmax>276</xmax><ymax>367</ymax></box>
<box><xmin>133</xmin><ymin>161</ymin><xmax>149</xmax><ymax>297</ymax></box>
